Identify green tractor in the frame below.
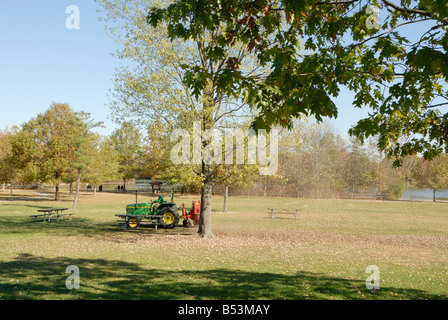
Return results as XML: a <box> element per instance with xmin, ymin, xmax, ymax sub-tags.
<box><xmin>118</xmin><ymin>188</ymin><xmax>180</xmax><ymax>230</ymax></box>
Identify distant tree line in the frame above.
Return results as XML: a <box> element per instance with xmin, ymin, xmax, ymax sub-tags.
<box><xmin>2</xmin><ymin>104</ymin><xmax>448</xmax><ymax>209</ymax></box>
<box><xmin>214</xmin><ymin>119</ymin><xmax>448</xmax><ymax>202</ymax></box>
<box><xmin>0</xmin><ymin>103</ymin><xmax>146</xmax><ymax>209</ymax></box>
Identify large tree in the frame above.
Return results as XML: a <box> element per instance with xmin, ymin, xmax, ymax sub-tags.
<box><xmin>147</xmin><ymin>0</ymin><xmax>448</xmax><ymax>165</ymax></box>
<box><xmin>99</xmin><ymin>0</ymin><xmax>267</xmax><ymax>238</ymax></box>
<box><xmin>67</xmin><ymin>113</ymin><xmax>105</xmax><ymax>209</ymax></box>
<box><xmin>110</xmin><ymin>121</ymin><xmax>144</xmax><ymax>189</ymax></box>
<box><xmin>17</xmin><ymin>103</ymin><xmax>82</xmax><ymax>200</ymax></box>
<box><xmin>276</xmin><ymin>119</ymin><xmax>346</xmax><ymax>198</ymax></box>
<box><xmin>2</xmin><ymin>126</ymin><xmax>40</xmax><ymax>194</ymax></box>
<box><xmin>342</xmin><ymin>137</ymin><xmax>377</xmax><ymax>196</ymax></box>
<box><xmin>412</xmin><ymin>154</ymin><xmax>448</xmax><ymax>202</ymax></box>
<box><xmin>0</xmin><ymin>128</ymin><xmax>20</xmax><ymax>195</ymax></box>
<box><xmin>83</xmin><ymin>135</ymin><xmax>120</xmax><ymax>196</ymax></box>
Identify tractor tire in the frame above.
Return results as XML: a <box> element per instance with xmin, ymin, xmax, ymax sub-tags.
<box><xmin>158</xmin><ymin>207</ymin><xmax>180</xmax><ymax>229</ymax></box>
<box><xmin>127</xmin><ymin>217</ymin><xmax>140</xmax><ymax>229</ymax></box>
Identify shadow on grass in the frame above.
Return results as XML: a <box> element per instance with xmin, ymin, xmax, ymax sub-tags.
<box><xmin>1</xmin><ymin>254</ymin><xmax>446</xmax><ymax>300</ymax></box>
<box><xmin>0</xmin><ymin>214</ymin><xmax>120</xmax><ymax>237</ymax></box>
<box><xmin>0</xmin><ymin>194</ymin><xmax>73</xmax><ymax>202</ymax></box>
<box><xmin>0</xmin><ymin>203</ymin><xmax>69</xmax><ymax>210</ymax></box>
<box><xmin>0</xmin><ymin>211</ymin><xmax>195</xmax><ymax>238</ymax></box>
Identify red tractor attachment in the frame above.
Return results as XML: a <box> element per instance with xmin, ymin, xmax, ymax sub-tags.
<box><xmin>182</xmin><ymin>201</ymin><xmax>201</xmax><ymax>227</ymax></box>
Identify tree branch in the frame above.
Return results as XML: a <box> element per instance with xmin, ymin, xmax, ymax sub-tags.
<box><xmin>381</xmin><ymin>0</ymin><xmax>448</xmax><ymax>24</ymax></box>
<box><xmin>424</xmin><ymin>102</ymin><xmax>448</xmax><ymax>109</ymax></box>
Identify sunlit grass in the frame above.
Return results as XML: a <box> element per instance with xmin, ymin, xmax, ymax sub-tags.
<box><xmin>0</xmin><ymin>190</ymin><xmax>447</xmax><ymax>300</ymax></box>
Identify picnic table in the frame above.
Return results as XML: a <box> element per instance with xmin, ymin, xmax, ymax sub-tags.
<box><xmin>30</xmin><ymin>208</ymin><xmax>73</xmax><ymax>223</ymax></box>
<box><xmin>267</xmin><ymin>208</ymin><xmax>300</xmax><ymax>220</ymax></box>
<box><xmin>115</xmin><ymin>214</ymin><xmax>163</xmax><ymax>231</ymax></box>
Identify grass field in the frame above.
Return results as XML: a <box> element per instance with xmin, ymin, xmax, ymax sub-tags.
<box><xmin>0</xmin><ymin>190</ymin><xmax>447</xmax><ymax>300</ymax></box>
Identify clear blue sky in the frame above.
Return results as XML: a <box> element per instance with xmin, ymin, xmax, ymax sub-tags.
<box><xmin>0</xmin><ymin>0</ymin><xmax>119</xmax><ymax>136</ymax></box>
<box><xmin>0</xmin><ymin>1</ymin><xmax>426</xmax><ymax>138</ymax></box>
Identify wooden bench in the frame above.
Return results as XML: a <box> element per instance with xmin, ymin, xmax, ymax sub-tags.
<box><xmin>267</xmin><ymin>208</ymin><xmax>300</xmax><ymax>219</ymax></box>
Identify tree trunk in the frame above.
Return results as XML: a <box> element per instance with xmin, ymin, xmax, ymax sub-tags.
<box><xmin>264</xmin><ymin>177</ymin><xmax>267</xmax><ymax>197</ymax></box>
<box><xmin>10</xmin><ymin>181</ymin><xmax>13</xmax><ymax>196</ymax></box>
<box><xmin>69</xmin><ymin>182</ymin><xmax>73</xmax><ymax>197</ymax></box>
<box><xmin>198</xmin><ymin>179</ymin><xmax>214</xmax><ymax>238</ymax></box>
<box><xmin>197</xmin><ymin>80</ymin><xmax>216</xmax><ymax>239</ymax></box>
<box><xmin>93</xmin><ymin>185</ymin><xmax>97</xmax><ymax>196</ymax></box>
<box><xmin>352</xmin><ymin>180</ymin><xmax>355</xmax><ymax>198</ymax></box>
<box><xmin>223</xmin><ymin>183</ymin><xmax>228</xmax><ymax>213</ymax></box>
<box><xmin>433</xmin><ymin>188</ymin><xmax>436</xmax><ymax>202</ymax></box>
<box><xmin>72</xmin><ymin>170</ymin><xmax>82</xmax><ymax>210</ymax></box>
<box><xmin>314</xmin><ymin>153</ymin><xmax>319</xmax><ymax>199</ymax></box>
<box><xmin>55</xmin><ymin>184</ymin><xmax>60</xmax><ymax>201</ymax></box>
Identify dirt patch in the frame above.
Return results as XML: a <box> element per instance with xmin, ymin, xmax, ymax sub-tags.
<box><xmin>0</xmin><ymin>191</ymin><xmax>55</xmax><ymax>201</ymax></box>
<box><xmin>100</xmin><ymin>226</ymin><xmax>448</xmax><ymax>261</ymax></box>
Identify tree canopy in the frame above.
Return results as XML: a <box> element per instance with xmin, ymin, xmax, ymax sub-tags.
<box><xmin>148</xmin><ymin>0</ymin><xmax>448</xmax><ymax>165</ymax></box>
<box><xmin>98</xmin><ymin>0</ymin><xmax>272</xmax><ymax>238</ymax></box>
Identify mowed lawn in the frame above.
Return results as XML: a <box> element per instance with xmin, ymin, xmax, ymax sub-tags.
<box><xmin>0</xmin><ymin>190</ymin><xmax>447</xmax><ymax>300</ymax></box>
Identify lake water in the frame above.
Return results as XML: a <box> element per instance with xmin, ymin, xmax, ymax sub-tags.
<box><xmin>401</xmin><ymin>188</ymin><xmax>448</xmax><ymax>201</ymax></box>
